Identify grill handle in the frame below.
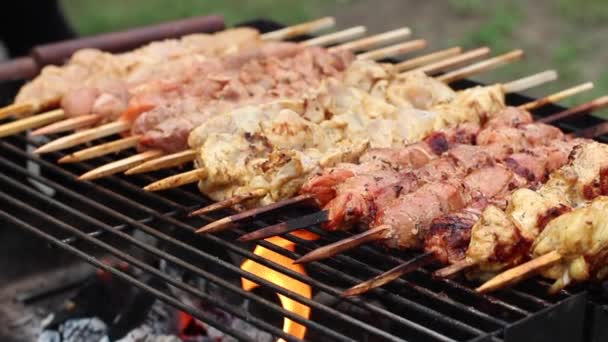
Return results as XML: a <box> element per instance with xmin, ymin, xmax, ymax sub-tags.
<box><xmin>31</xmin><ymin>14</ymin><xmax>224</xmax><ymax>65</ymax></box>
<box><xmin>0</xmin><ymin>14</ymin><xmax>224</xmax><ymax>82</ymax></box>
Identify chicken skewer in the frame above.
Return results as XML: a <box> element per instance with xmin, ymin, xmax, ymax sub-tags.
<box><xmin>28</xmin><ymin>37</ymin><xmax>436</xmax><ymax>154</ymax></box>
<box><xmin>477</xmin><ymin>195</ymin><xmax>608</xmax><ymax>294</ymax></box>
<box><xmin>67</xmin><ymin>46</ymin><xmax>471</xmax><ymax>170</ymax></box>
<box><xmin>54</xmin><ymin>46</ymin><xmax>495</xmax><ymax>181</ymax></box>
<box><xmin>0</xmin><ymin>25</ymin><xmax>371</xmax><ymax>139</ymax></box>
<box><xmin>0</xmin><ymin>17</ymin><xmax>337</xmax><ymax>121</ymax></box>
<box><xmin>130</xmin><ymin>50</ymin><xmax>524</xmax><ymax>193</ymax></box>
<box><xmin>189</xmin><ymin>72</ymin><xmax>567</xmax><ymax>233</ymax></box>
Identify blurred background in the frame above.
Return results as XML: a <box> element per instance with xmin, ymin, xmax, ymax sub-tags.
<box><xmin>12</xmin><ymin>0</ymin><xmax>608</xmax><ymax>113</ymax></box>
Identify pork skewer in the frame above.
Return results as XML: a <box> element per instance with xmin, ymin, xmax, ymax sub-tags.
<box><xmin>69</xmin><ymin>46</ymin><xmax>470</xmax><ymax>171</ymax></box>
<box><xmin>342</xmin><ymin>96</ymin><xmax>608</xmax><ymax>295</ymax></box>
<box><xmin>435</xmin><ymin>140</ymin><xmax>608</xmax><ymax>282</ymax></box>
<box><xmin>57</xmin><ymin>46</ymin><xmax>496</xmax><ymax>180</ymax></box>
<box><xmin>477</xmin><ymin>195</ymin><xmax>608</xmax><ymax>294</ymax></box>
<box><xmin>0</xmin><ymin>26</ymin><xmax>370</xmax><ymax>139</ymax></box>
<box><xmin>32</xmin><ymin>27</ymin><xmax>413</xmax><ymax>137</ymax></box>
<box><xmin>189</xmin><ymin>73</ymin><xmax>565</xmax><ymax>233</ymax></box>
<box><xmin>29</xmin><ymin>36</ymin><xmax>432</xmax><ymax>154</ymax></box>
<box><xmin>0</xmin><ymin>18</ymin><xmax>337</xmax><ymax>121</ymax></box>
<box><xmin>292</xmin><ymin>115</ymin><xmax>576</xmax><ymax>265</ymax></box>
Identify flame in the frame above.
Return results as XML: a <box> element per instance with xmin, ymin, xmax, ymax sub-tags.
<box><xmin>241</xmin><ymin>230</ymin><xmax>318</xmax><ymax>341</ymax></box>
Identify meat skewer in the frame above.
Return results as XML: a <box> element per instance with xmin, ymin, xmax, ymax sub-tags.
<box><xmin>292</xmin><ymin>117</ymin><xmax>574</xmax><ymax>265</ymax></box>
<box><xmin>30</xmin><ymin>28</ymin><xmax>413</xmax><ymax>137</ymax></box>
<box><xmin>435</xmin><ymin>140</ymin><xmax>608</xmax><ymax>283</ymax></box>
<box><xmin>192</xmin><ymin>77</ymin><xmax>580</xmax><ymax>232</ymax></box>
<box><xmin>477</xmin><ymin>195</ymin><xmax>608</xmax><ymax>294</ymax></box>
<box><xmin>0</xmin><ymin>18</ymin><xmax>337</xmax><ymax>120</ymax></box>
<box><xmin>57</xmin><ymin>46</ymin><xmax>497</xmax><ymax>181</ymax></box>
<box><xmin>0</xmin><ymin>25</ymin><xmax>370</xmax><ymax>139</ymax></box>
<box><xmin>340</xmin><ymin>96</ymin><xmax>608</xmax><ymax>296</ymax></box>
<box><xmin>135</xmin><ymin>49</ymin><xmax>524</xmax><ymax>194</ymax></box>
<box><xmin>29</xmin><ymin>36</ymin><xmax>431</xmax><ymax>154</ymax></box>
<box><xmin>73</xmin><ymin>46</ymin><xmax>468</xmax><ymax>172</ymax></box>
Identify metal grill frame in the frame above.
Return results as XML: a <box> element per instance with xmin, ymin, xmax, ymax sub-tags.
<box><xmin>1</xmin><ymin>19</ymin><xmax>606</xmax><ymax>342</ymax></box>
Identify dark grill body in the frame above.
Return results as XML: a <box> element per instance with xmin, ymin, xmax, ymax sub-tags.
<box><xmin>0</xmin><ymin>19</ymin><xmax>606</xmax><ymax>342</ymax></box>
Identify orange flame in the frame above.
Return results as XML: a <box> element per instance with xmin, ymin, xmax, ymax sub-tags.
<box><xmin>241</xmin><ymin>230</ymin><xmax>318</xmax><ymax>341</ymax></box>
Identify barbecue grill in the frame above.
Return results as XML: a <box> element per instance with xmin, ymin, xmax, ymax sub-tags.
<box><xmin>1</xmin><ymin>19</ymin><xmax>607</xmax><ymax>342</ymax></box>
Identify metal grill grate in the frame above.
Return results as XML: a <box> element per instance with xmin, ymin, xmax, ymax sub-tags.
<box><xmin>1</xmin><ymin>21</ymin><xmax>605</xmax><ymax>342</ymax></box>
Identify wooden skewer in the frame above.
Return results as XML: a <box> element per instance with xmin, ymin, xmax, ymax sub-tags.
<box><xmin>194</xmin><ymin>194</ymin><xmax>315</xmax><ymax>234</ymax></box>
<box><xmin>237</xmin><ymin>211</ymin><xmax>329</xmax><ymax>242</ymax></box>
<box><xmin>79</xmin><ymin>150</ymin><xmax>163</xmax><ymax>180</ymax></box>
<box><xmin>342</xmin><ymin>252</ymin><xmax>436</xmax><ymax>296</ymax></box>
<box><xmin>393</xmin><ymin>47</ymin><xmax>462</xmax><ymax>72</ymax></box>
<box><xmin>434</xmin><ymin>258</ymin><xmax>478</xmax><ymax>278</ymax></box>
<box><xmin>437</xmin><ymin>49</ymin><xmax>524</xmax><ymax>83</ymax></box>
<box><xmin>518</xmin><ymin>82</ymin><xmax>594</xmax><ymax>111</ymax></box>
<box><xmin>294</xmin><ymin>225</ymin><xmax>391</xmax><ymax>264</ymax></box>
<box><xmin>188</xmin><ymin>189</ymin><xmax>268</xmax><ymax>216</ymax></box>
<box><xmin>540</xmin><ymin>95</ymin><xmax>608</xmax><ymax>124</ymax></box>
<box><xmin>0</xmin><ymin>109</ymin><xmax>65</xmax><ymax>138</ymax></box>
<box><xmin>125</xmin><ymin>149</ymin><xmax>197</xmax><ymax>175</ymax></box>
<box><xmin>260</xmin><ymin>17</ymin><xmax>336</xmax><ymax>41</ymax></box>
<box><xmin>301</xmin><ymin>26</ymin><xmax>367</xmax><ymax>47</ymax></box>
<box><xmin>0</xmin><ymin>102</ymin><xmax>35</xmax><ymax>120</ymax></box>
<box><xmin>144</xmin><ymin>168</ymin><xmax>207</xmax><ymax>192</ymax></box>
<box><xmin>329</xmin><ymin>27</ymin><xmax>412</xmax><ymax>53</ymax></box>
<box><xmin>58</xmin><ymin>135</ymin><xmax>142</xmax><ymax>164</ymax></box>
<box><xmin>34</xmin><ymin>121</ymin><xmax>130</xmax><ymax>154</ymax></box>
<box><xmin>476</xmin><ymin>251</ymin><xmax>562</xmax><ymax>293</ymax></box>
<box><xmin>356</xmin><ymin>39</ymin><xmax>427</xmax><ymax>61</ymax></box>
<box><xmin>31</xmin><ymin>114</ymin><xmax>102</xmax><ymax>136</ymax></box>
<box><xmin>501</xmin><ymin>70</ymin><xmax>558</xmax><ymax>93</ymax></box>
<box><xmin>410</xmin><ymin>47</ymin><xmax>491</xmax><ymax>75</ymax></box>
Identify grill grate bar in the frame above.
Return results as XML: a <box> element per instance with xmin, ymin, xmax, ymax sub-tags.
<box><xmin>0</xmin><ymin>211</ymin><xmax>259</xmax><ymax>342</ymax></box>
<box><xmin>1</xmin><ymin>137</ymin><xmax>482</xmax><ymax>341</ymax></box>
<box><xmin>0</xmin><ymin>145</ymin><xmax>411</xmax><ymax>342</ymax></box>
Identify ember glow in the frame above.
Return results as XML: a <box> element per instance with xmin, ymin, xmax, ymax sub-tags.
<box><xmin>241</xmin><ymin>230</ymin><xmax>318</xmax><ymax>341</ymax></box>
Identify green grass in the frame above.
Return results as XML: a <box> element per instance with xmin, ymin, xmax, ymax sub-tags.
<box><xmin>558</xmin><ymin>0</ymin><xmax>608</xmax><ymax>24</ymax></box>
<box><xmin>60</xmin><ymin>0</ymin><xmax>327</xmax><ymax>36</ymax></box>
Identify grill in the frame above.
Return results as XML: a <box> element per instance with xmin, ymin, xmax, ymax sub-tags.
<box><xmin>1</xmin><ymin>19</ymin><xmax>607</xmax><ymax>342</ymax></box>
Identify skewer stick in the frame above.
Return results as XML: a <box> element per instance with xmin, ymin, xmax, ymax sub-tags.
<box><xmin>410</xmin><ymin>47</ymin><xmax>491</xmax><ymax>75</ymax></box>
<box><xmin>0</xmin><ymin>102</ymin><xmax>35</xmax><ymax>120</ymax></box>
<box><xmin>294</xmin><ymin>225</ymin><xmax>390</xmax><ymax>264</ymax></box>
<box><xmin>437</xmin><ymin>49</ymin><xmax>524</xmax><ymax>83</ymax></box>
<box><xmin>125</xmin><ymin>149</ymin><xmax>197</xmax><ymax>175</ymax></box>
<box><xmin>357</xmin><ymin>39</ymin><xmax>427</xmax><ymax>61</ymax></box>
<box><xmin>518</xmin><ymin>82</ymin><xmax>594</xmax><ymax>111</ymax></box>
<box><xmin>501</xmin><ymin>70</ymin><xmax>558</xmax><ymax>94</ymax></box>
<box><xmin>58</xmin><ymin>135</ymin><xmax>142</xmax><ymax>164</ymax></box>
<box><xmin>434</xmin><ymin>258</ymin><xmax>478</xmax><ymax>278</ymax></box>
<box><xmin>78</xmin><ymin>150</ymin><xmax>163</xmax><ymax>181</ymax></box>
<box><xmin>34</xmin><ymin>121</ymin><xmax>130</xmax><ymax>154</ymax></box>
<box><xmin>539</xmin><ymin>95</ymin><xmax>608</xmax><ymax>124</ymax></box>
<box><xmin>573</xmin><ymin>119</ymin><xmax>608</xmax><ymax>139</ymax></box>
<box><xmin>31</xmin><ymin>114</ymin><xmax>101</xmax><ymax>136</ymax></box>
<box><xmin>393</xmin><ymin>47</ymin><xmax>462</xmax><ymax>72</ymax></box>
<box><xmin>260</xmin><ymin>17</ymin><xmax>336</xmax><ymax>41</ymax></box>
<box><xmin>189</xmin><ymin>189</ymin><xmax>268</xmax><ymax>216</ymax></box>
<box><xmin>476</xmin><ymin>251</ymin><xmax>562</xmax><ymax>293</ymax></box>
<box><xmin>194</xmin><ymin>194</ymin><xmax>315</xmax><ymax>234</ymax></box>
<box><xmin>0</xmin><ymin>109</ymin><xmax>65</xmax><ymax>138</ymax></box>
<box><xmin>301</xmin><ymin>26</ymin><xmax>367</xmax><ymax>47</ymax></box>
<box><xmin>342</xmin><ymin>252</ymin><xmax>436</xmax><ymax>296</ymax></box>
<box><xmin>237</xmin><ymin>211</ymin><xmax>329</xmax><ymax>242</ymax></box>
<box><xmin>329</xmin><ymin>27</ymin><xmax>412</xmax><ymax>53</ymax></box>
<box><xmin>144</xmin><ymin>168</ymin><xmax>207</xmax><ymax>192</ymax></box>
